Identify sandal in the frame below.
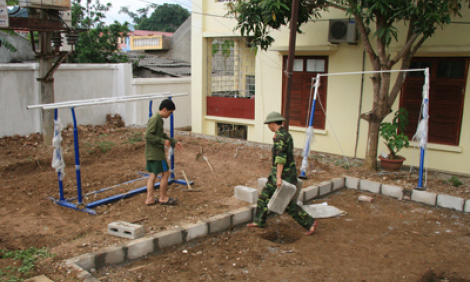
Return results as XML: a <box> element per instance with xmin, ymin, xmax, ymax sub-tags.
<box><xmin>305</xmin><ymin>220</ymin><xmax>317</xmax><ymax>236</ymax></box>
<box><xmin>160</xmin><ymin>198</ymin><xmax>178</xmax><ymax>205</ymax></box>
<box><xmin>146</xmin><ymin>199</ymin><xmax>159</xmax><ymax>206</ymax></box>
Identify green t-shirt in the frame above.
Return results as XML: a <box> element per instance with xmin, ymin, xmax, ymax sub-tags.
<box><xmin>145</xmin><ymin>112</ymin><xmax>176</xmax><ymax>161</ymax></box>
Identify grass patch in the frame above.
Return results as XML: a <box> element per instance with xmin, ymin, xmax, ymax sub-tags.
<box><xmin>443</xmin><ymin>176</ymin><xmax>463</xmax><ymax>187</ymax></box>
<box><xmin>128</xmin><ymin>132</ymin><xmax>143</xmax><ymax>144</ymax></box>
<box><xmin>0</xmin><ymin>247</ymin><xmax>53</xmax><ymax>281</ymax></box>
<box><xmin>97</xmin><ymin>141</ymin><xmax>116</xmax><ymax>153</ymax></box>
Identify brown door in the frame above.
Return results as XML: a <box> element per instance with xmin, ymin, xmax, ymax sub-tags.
<box><xmin>282</xmin><ymin>56</ymin><xmax>328</xmax><ymax>129</ymax></box>
<box><xmin>400</xmin><ymin>57</ymin><xmax>469</xmax><ymax>146</ymax></box>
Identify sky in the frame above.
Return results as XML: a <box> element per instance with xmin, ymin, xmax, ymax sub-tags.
<box><xmin>103</xmin><ymin>0</ymin><xmax>192</xmax><ymax>26</ymax></box>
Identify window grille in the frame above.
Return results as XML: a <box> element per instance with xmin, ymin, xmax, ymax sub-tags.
<box><xmin>217</xmin><ymin>123</ymin><xmax>247</xmax><ymax>140</ymax></box>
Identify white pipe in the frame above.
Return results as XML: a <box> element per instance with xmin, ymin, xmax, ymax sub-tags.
<box><xmin>27</xmin><ymin>93</ymin><xmax>188</xmax><ymax>110</ymax></box>
<box><xmin>317</xmin><ymin>68</ymin><xmax>428</xmax><ymax>78</ymax></box>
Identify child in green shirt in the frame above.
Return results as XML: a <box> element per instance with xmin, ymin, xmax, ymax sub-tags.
<box><xmin>145</xmin><ymin>99</ymin><xmax>183</xmax><ymax>206</ymax></box>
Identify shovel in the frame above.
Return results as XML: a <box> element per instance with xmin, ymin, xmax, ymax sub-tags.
<box><xmin>181</xmin><ymin>170</ymin><xmax>201</xmax><ymax>192</ymax></box>
<box><xmin>195</xmin><ymin>147</ymin><xmax>214</xmax><ymax>172</ymax></box>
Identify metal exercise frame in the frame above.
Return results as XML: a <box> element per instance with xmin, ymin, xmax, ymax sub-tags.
<box><xmin>27</xmin><ymin>93</ymin><xmax>193</xmax><ymax>214</ymax></box>
<box><xmin>300</xmin><ymin>69</ymin><xmax>430</xmax><ymax>190</ymax></box>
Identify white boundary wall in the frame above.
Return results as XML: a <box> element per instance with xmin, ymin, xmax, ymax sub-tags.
<box><xmin>0</xmin><ymin>63</ymin><xmax>191</xmax><ymax>137</ymax></box>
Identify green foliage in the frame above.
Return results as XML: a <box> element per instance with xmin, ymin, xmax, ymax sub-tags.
<box><xmin>0</xmin><ymin>247</ymin><xmax>53</xmax><ymax>281</ymax></box>
<box><xmin>443</xmin><ymin>176</ymin><xmax>463</xmax><ymax>187</ymax></box>
<box><xmin>70</xmin><ymin>0</ymin><xmax>130</xmax><ymax>63</ymax></box>
<box><xmin>212</xmin><ymin>39</ymin><xmax>234</xmax><ymax>57</ymax></box>
<box><xmin>128</xmin><ymin>132</ymin><xmax>143</xmax><ymax>144</ymax></box>
<box><xmin>0</xmin><ymin>32</ymin><xmax>18</xmax><ymax>52</ymax></box>
<box><xmin>379</xmin><ymin>108</ymin><xmax>410</xmax><ymax>160</ymax></box>
<box><xmin>137</xmin><ymin>3</ymin><xmax>190</xmax><ymax>32</ymax></box>
<box><xmin>97</xmin><ymin>141</ymin><xmax>115</xmax><ymax>152</ymax></box>
<box><xmin>119</xmin><ymin>4</ymin><xmax>158</xmax><ymax>26</ymax></box>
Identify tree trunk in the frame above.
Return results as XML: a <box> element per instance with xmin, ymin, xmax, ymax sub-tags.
<box><xmin>363</xmin><ymin>118</ymin><xmax>381</xmax><ymax>170</ymax></box>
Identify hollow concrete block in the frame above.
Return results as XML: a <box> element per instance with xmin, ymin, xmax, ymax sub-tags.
<box><xmin>360</xmin><ymin>179</ymin><xmax>381</xmax><ymax>194</ymax></box>
<box><xmin>381</xmin><ymin>184</ymin><xmax>404</xmax><ymax>200</ymax></box>
<box><xmin>234</xmin><ymin>185</ymin><xmax>258</xmax><ymax>204</ymax></box>
<box><xmin>345</xmin><ymin>177</ymin><xmax>360</xmax><ymax>189</ymax></box>
<box><xmin>152</xmin><ymin>228</ymin><xmax>183</xmax><ymax>249</ymax></box>
<box><xmin>126</xmin><ymin>237</ymin><xmax>154</xmax><ymax>260</ymax></box>
<box><xmin>108</xmin><ymin>220</ymin><xmax>144</xmax><ymax>240</ymax></box>
<box><xmin>465</xmin><ymin>200</ymin><xmax>470</xmax><ymax>213</ymax></box>
<box><xmin>207</xmin><ymin>213</ymin><xmax>232</xmax><ymax>234</ymax></box>
<box><xmin>437</xmin><ymin>194</ymin><xmax>464</xmax><ymax>211</ymax></box>
<box><xmin>228</xmin><ymin>206</ymin><xmax>253</xmax><ymax>226</ymax></box>
<box><xmin>318</xmin><ymin>181</ymin><xmax>332</xmax><ymax>196</ymax></box>
<box><xmin>182</xmin><ymin>222</ymin><xmax>208</xmax><ymax>241</ymax></box>
<box><xmin>267</xmin><ymin>181</ymin><xmax>297</xmax><ymax>214</ymax></box>
<box><xmin>257</xmin><ymin>178</ymin><xmax>268</xmax><ymax>193</ymax></box>
<box><xmin>303</xmin><ymin>185</ymin><xmax>319</xmax><ymax>201</ymax></box>
<box><xmin>331</xmin><ymin>177</ymin><xmax>345</xmax><ymax>191</ymax></box>
<box><xmin>411</xmin><ymin>190</ymin><xmax>437</xmax><ymax>206</ymax></box>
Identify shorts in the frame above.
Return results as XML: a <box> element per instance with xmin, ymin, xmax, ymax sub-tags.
<box><xmin>146</xmin><ymin>160</ymin><xmax>169</xmax><ymax>175</ymax></box>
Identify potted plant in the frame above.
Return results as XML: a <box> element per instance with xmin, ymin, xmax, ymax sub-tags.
<box><xmin>378</xmin><ymin>108</ymin><xmax>410</xmax><ymax>171</ymax></box>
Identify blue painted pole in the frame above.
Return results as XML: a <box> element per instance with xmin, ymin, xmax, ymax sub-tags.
<box><xmin>300</xmin><ymin>76</ymin><xmax>319</xmax><ymax>178</ymax></box>
<box><xmin>71</xmin><ymin>108</ymin><xmax>83</xmax><ymax>204</ymax></box>
<box><xmin>416</xmin><ymin>97</ymin><xmax>429</xmax><ymax>190</ymax></box>
<box><xmin>169</xmin><ymin>96</ymin><xmax>175</xmax><ymax>180</ymax></box>
<box><xmin>149</xmin><ymin>100</ymin><xmax>153</xmax><ymax>118</ymax></box>
<box><xmin>54</xmin><ymin>109</ymin><xmax>65</xmax><ymax>201</ymax></box>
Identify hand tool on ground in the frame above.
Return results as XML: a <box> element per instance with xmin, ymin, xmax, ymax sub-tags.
<box><xmin>181</xmin><ymin>170</ymin><xmax>201</xmax><ymax>192</ymax></box>
<box><xmin>195</xmin><ymin>147</ymin><xmax>214</xmax><ymax>172</ymax></box>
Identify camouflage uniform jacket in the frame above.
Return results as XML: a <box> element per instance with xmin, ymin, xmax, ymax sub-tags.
<box><xmin>269</xmin><ymin>126</ymin><xmax>297</xmax><ymax>185</ymax></box>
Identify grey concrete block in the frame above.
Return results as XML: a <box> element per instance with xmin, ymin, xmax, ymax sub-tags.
<box><xmin>360</xmin><ymin>179</ymin><xmax>381</xmax><ymax>194</ymax></box>
<box><xmin>152</xmin><ymin>228</ymin><xmax>183</xmax><ymax>249</ymax></box>
<box><xmin>465</xmin><ymin>200</ymin><xmax>470</xmax><ymax>213</ymax></box>
<box><xmin>331</xmin><ymin>177</ymin><xmax>345</xmax><ymax>191</ymax></box>
<box><xmin>108</xmin><ymin>221</ymin><xmax>144</xmax><ymax>240</ymax></box>
<box><xmin>318</xmin><ymin>181</ymin><xmax>332</xmax><ymax>196</ymax></box>
<box><xmin>234</xmin><ymin>185</ymin><xmax>258</xmax><ymax>204</ymax></box>
<box><xmin>437</xmin><ymin>194</ymin><xmax>464</xmax><ymax>211</ymax></box>
<box><xmin>381</xmin><ymin>184</ymin><xmax>403</xmax><ymax>200</ymax></box>
<box><xmin>71</xmin><ymin>253</ymin><xmax>95</xmax><ymax>271</ymax></box>
<box><xmin>292</xmin><ymin>178</ymin><xmax>303</xmax><ymax>204</ymax></box>
<box><xmin>208</xmin><ymin>213</ymin><xmax>232</xmax><ymax>234</ymax></box>
<box><xmin>182</xmin><ymin>222</ymin><xmax>208</xmax><ymax>241</ymax></box>
<box><xmin>303</xmin><ymin>185</ymin><xmax>319</xmax><ymax>201</ymax></box>
<box><xmin>345</xmin><ymin>177</ymin><xmax>360</xmax><ymax>189</ymax></box>
<box><xmin>126</xmin><ymin>237</ymin><xmax>154</xmax><ymax>260</ymax></box>
<box><xmin>296</xmin><ymin>189</ymin><xmax>305</xmax><ymax>202</ymax></box>
<box><xmin>97</xmin><ymin>246</ymin><xmax>125</xmax><ymax>266</ymax></box>
<box><xmin>63</xmin><ymin>260</ymin><xmax>97</xmax><ymax>281</ymax></box>
<box><xmin>228</xmin><ymin>206</ymin><xmax>253</xmax><ymax>226</ymax></box>
<box><xmin>411</xmin><ymin>190</ymin><xmax>437</xmax><ymax>206</ymax></box>
<box><xmin>24</xmin><ymin>275</ymin><xmax>55</xmax><ymax>282</ymax></box>
<box><xmin>257</xmin><ymin>178</ymin><xmax>268</xmax><ymax>193</ymax></box>
<box><xmin>268</xmin><ymin>181</ymin><xmax>297</xmax><ymax>214</ymax></box>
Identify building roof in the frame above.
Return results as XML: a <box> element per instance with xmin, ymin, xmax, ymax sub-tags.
<box><xmin>127</xmin><ymin>54</ymin><xmax>191</xmax><ymax>77</ymax></box>
<box><xmin>128</xmin><ymin>30</ymin><xmax>174</xmax><ymax>37</ymax></box>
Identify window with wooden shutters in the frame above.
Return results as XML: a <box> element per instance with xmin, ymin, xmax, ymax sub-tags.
<box><xmin>282</xmin><ymin>56</ymin><xmax>328</xmax><ymax>129</ymax></box>
<box><xmin>400</xmin><ymin>57</ymin><xmax>469</xmax><ymax>146</ymax></box>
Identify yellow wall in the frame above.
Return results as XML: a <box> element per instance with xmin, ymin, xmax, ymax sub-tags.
<box><xmin>192</xmin><ymin>1</ymin><xmax>470</xmax><ymax>175</ymax></box>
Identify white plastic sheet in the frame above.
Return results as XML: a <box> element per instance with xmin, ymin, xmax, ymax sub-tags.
<box><xmin>51</xmin><ymin>118</ymin><xmax>66</xmax><ymax>180</ymax></box>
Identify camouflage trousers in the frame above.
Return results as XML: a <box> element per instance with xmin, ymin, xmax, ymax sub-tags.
<box><xmin>254</xmin><ymin>177</ymin><xmax>315</xmax><ymax>229</ymax></box>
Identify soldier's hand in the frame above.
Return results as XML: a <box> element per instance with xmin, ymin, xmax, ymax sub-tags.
<box><xmin>276</xmin><ymin>177</ymin><xmax>282</xmax><ymax>188</ymax></box>
<box><xmin>164</xmin><ymin>140</ymin><xmax>171</xmax><ymax>147</ymax></box>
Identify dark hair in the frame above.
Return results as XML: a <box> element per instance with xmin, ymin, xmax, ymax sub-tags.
<box><xmin>275</xmin><ymin>121</ymin><xmax>283</xmax><ymax>125</ymax></box>
<box><xmin>159</xmin><ymin>99</ymin><xmax>176</xmax><ymax>111</ymax></box>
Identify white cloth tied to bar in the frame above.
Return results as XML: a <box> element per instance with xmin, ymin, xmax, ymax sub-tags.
<box><xmin>51</xmin><ymin>118</ymin><xmax>66</xmax><ymax>180</ymax></box>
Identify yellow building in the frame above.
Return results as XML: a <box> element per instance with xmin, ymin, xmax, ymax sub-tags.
<box><xmin>191</xmin><ymin>1</ymin><xmax>470</xmax><ymax>175</ymax></box>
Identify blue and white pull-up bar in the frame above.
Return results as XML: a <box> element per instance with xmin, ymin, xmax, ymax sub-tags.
<box><xmin>300</xmin><ymin>68</ymin><xmax>430</xmax><ymax>190</ymax></box>
<box><xmin>27</xmin><ymin>92</ymin><xmax>192</xmax><ymax>214</ymax></box>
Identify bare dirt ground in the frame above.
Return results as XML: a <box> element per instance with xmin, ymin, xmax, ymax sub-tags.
<box><xmin>1</xmin><ymin>121</ymin><xmax>470</xmax><ymax>281</ymax></box>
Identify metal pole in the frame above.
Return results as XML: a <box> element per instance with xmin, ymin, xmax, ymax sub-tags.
<box><xmin>416</xmin><ymin>96</ymin><xmax>429</xmax><ymax>190</ymax></box>
<box><xmin>71</xmin><ymin>108</ymin><xmax>83</xmax><ymax>204</ymax></box>
<box><xmin>54</xmin><ymin>109</ymin><xmax>65</xmax><ymax>201</ymax></box>
<box><xmin>169</xmin><ymin>97</ymin><xmax>175</xmax><ymax>180</ymax></box>
<box><xmin>281</xmin><ymin>0</ymin><xmax>300</xmax><ymax>132</ymax></box>
<box><xmin>39</xmin><ymin>16</ymin><xmax>54</xmax><ymax>145</ymax></box>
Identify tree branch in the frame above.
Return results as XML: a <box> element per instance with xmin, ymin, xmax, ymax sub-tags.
<box><xmin>388</xmin><ymin>33</ymin><xmax>418</xmax><ymax>68</ymax></box>
<box><xmin>354</xmin><ymin>13</ymin><xmax>379</xmax><ymax>70</ymax></box>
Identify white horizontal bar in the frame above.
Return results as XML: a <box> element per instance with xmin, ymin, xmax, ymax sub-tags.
<box><xmin>317</xmin><ymin>68</ymin><xmax>428</xmax><ymax>78</ymax></box>
<box><xmin>27</xmin><ymin>92</ymin><xmax>188</xmax><ymax>110</ymax></box>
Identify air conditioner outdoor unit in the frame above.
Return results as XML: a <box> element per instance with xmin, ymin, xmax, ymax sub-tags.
<box><xmin>19</xmin><ymin>0</ymin><xmax>71</xmax><ymax>11</ymax></box>
<box><xmin>328</xmin><ymin>19</ymin><xmax>356</xmax><ymax>44</ymax></box>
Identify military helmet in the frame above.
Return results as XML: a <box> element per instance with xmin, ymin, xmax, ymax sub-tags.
<box><xmin>264</xmin><ymin>111</ymin><xmax>286</xmax><ymax>124</ymax></box>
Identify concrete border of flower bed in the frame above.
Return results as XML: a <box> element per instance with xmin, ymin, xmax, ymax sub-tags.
<box><xmin>63</xmin><ymin>177</ymin><xmax>469</xmax><ymax>281</ymax></box>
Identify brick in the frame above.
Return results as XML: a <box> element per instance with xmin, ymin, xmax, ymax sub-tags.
<box><xmin>182</xmin><ymin>222</ymin><xmax>208</xmax><ymax>241</ymax></box>
<box><xmin>257</xmin><ymin>178</ymin><xmax>268</xmax><ymax>193</ymax></box>
<box><xmin>228</xmin><ymin>206</ymin><xmax>253</xmax><ymax>226</ymax></box>
<box><xmin>331</xmin><ymin>177</ymin><xmax>345</xmax><ymax>191</ymax></box>
<box><xmin>71</xmin><ymin>253</ymin><xmax>95</xmax><ymax>271</ymax></box>
<box><xmin>381</xmin><ymin>184</ymin><xmax>404</xmax><ymax>200</ymax></box>
<box><xmin>268</xmin><ymin>181</ymin><xmax>297</xmax><ymax>214</ymax></box>
<box><xmin>24</xmin><ymin>275</ymin><xmax>55</xmax><ymax>282</ymax></box>
<box><xmin>152</xmin><ymin>228</ymin><xmax>183</xmax><ymax>249</ymax></box>
<box><xmin>465</xmin><ymin>200</ymin><xmax>470</xmax><ymax>213</ymax></box>
<box><xmin>303</xmin><ymin>185</ymin><xmax>319</xmax><ymax>201</ymax></box>
<box><xmin>411</xmin><ymin>190</ymin><xmax>437</xmax><ymax>206</ymax></box>
<box><xmin>126</xmin><ymin>237</ymin><xmax>154</xmax><ymax>260</ymax></box>
<box><xmin>108</xmin><ymin>221</ymin><xmax>144</xmax><ymax>240</ymax></box>
<box><xmin>345</xmin><ymin>177</ymin><xmax>360</xmax><ymax>189</ymax></box>
<box><xmin>234</xmin><ymin>185</ymin><xmax>258</xmax><ymax>204</ymax></box>
<box><xmin>360</xmin><ymin>180</ymin><xmax>381</xmax><ymax>194</ymax></box>
<box><xmin>437</xmin><ymin>194</ymin><xmax>464</xmax><ymax>211</ymax></box>
<box><xmin>318</xmin><ymin>181</ymin><xmax>332</xmax><ymax>196</ymax></box>
<box><xmin>208</xmin><ymin>213</ymin><xmax>232</xmax><ymax>234</ymax></box>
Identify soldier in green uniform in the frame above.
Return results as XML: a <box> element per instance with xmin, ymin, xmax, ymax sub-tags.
<box><xmin>144</xmin><ymin>99</ymin><xmax>183</xmax><ymax>206</ymax></box>
<box><xmin>247</xmin><ymin>112</ymin><xmax>317</xmax><ymax>235</ymax></box>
